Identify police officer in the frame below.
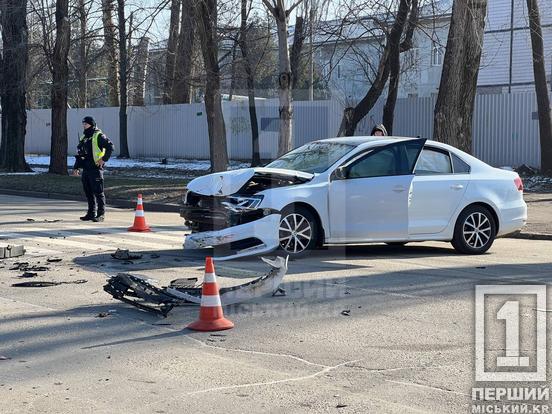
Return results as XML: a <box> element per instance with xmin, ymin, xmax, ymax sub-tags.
<box><xmin>71</xmin><ymin>116</ymin><xmax>114</xmax><ymax>222</ymax></box>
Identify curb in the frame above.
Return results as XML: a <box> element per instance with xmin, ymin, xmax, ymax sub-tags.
<box><xmin>0</xmin><ymin>189</ymin><xmax>181</xmax><ymax>213</ymax></box>
<box><xmin>506</xmin><ymin>232</ymin><xmax>552</xmax><ymax>241</ymax></box>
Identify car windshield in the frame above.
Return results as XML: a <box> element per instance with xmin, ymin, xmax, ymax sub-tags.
<box><xmin>266</xmin><ymin>142</ymin><xmax>355</xmax><ymax>174</ymax></box>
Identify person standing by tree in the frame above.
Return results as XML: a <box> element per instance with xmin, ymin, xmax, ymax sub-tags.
<box><xmin>72</xmin><ymin>117</ymin><xmax>114</xmax><ymax>222</ymax></box>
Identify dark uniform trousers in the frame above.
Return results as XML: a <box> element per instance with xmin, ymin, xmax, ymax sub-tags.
<box><xmin>82</xmin><ymin>169</ymin><xmax>106</xmax><ymax>216</ymax></box>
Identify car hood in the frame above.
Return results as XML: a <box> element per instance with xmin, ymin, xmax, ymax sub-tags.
<box><xmin>187</xmin><ymin>167</ymin><xmax>314</xmax><ymax>196</ymax></box>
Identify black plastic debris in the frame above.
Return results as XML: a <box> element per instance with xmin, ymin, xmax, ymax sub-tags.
<box><xmin>47</xmin><ymin>258</ymin><xmax>63</xmax><ymax>263</ymax></box>
<box><xmin>12</xmin><ymin>280</ymin><xmax>88</xmax><ymax>287</ymax></box>
<box><xmin>272</xmin><ymin>287</ymin><xmax>286</xmax><ymax>296</ymax></box>
<box><xmin>340</xmin><ymin>310</ymin><xmax>351</xmax><ymax>316</ymax></box>
<box><xmin>111</xmin><ymin>249</ymin><xmax>143</xmax><ymax>261</ymax></box>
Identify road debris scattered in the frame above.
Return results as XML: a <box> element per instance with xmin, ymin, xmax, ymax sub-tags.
<box><xmin>0</xmin><ymin>356</ymin><xmax>11</xmax><ymax>361</ymax></box>
<box><xmin>12</xmin><ymin>280</ymin><xmax>88</xmax><ymax>288</ymax></box>
<box><xmin>111</xmin><ymin>248</ymin><xmax>143</xmax><ymax>261</ymax></box>
<box><xmin>104</xmin><ymin>256</ymin><xmax>288</xmax><ymax>316</ymax></box>
<box><xmin>19</xmin><ymin>272</ymin><xmax>38</xmax><ymax>278</ymax></box>
<box><xmin>47</xmin><ymin>258</ymin><xmax>62</xmax><ymax>263</ymax></box>
<box><xmin>96</xmin><ymin>312</ymin><xmax>112</xmax><ymax>318</ymax></box>
<box><xmin>341</xmin><ymin>310</ymin><xmax>351</xmax><ymax>316</ymax></box>
<box><xmin>10</xmin><ymin>264</ymin><xmax>49</xmax><ymax>272</ymax></box>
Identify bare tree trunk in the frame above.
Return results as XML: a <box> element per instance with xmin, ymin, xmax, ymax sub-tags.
<box><xmin>195</xmin><ymin>0</ymin><xmax>228</xmax><ymax>172</ymax></box>
<box><xmin>173</xmin><ymin>1</ymin><xmax>195</xmax><ymax>104</ymax></box>
<box><xmin>102</xmin><ymin>0</ymin><xmax>120</xmax><ymax>107</ymax></box>
<box><xmin>526</xmin><ymin>0</ymin><xmax>552</xmax><ymax>174</ymax></box>
<box><xmin>239</xmin><ymin>0</ymin><xmax>260</xmax><ymax>166</ymax></box>
<box><xmin>76</xmin><ymin>0</ymin><xmax>87</xmax><ymax>108</ymax></box>
<box><xmin>290</xmin><ymin>15</ymin><xmax>305</xmax><ymax>92</ymax></box>
<box><xmin>163</xmin><ymin>0</ymin><xmax>181</xmax><ymax>104</ymax></box>
<box><xmin>0</xmin><ymin>0</ymin><xmax>30</xmax><ymax>172</ymax></box>
<box><xmin>132</xmin><ymin>37</ymin><xmax>149</xmax><ymax>106</ymax></box>
<box><xmin>117</xmin><ymin>0</ymin><xmax>130</xmax><ymax>158</ymax></box>
<box><xmin>228</xmin><ymin>44</ymin><xmax>238</xmax><ymax>101</ymax></box>
<box><xmin>433</xmin><ymin>0</ymin><xmax>487</xmax><ymax>153</ymax></box>
<box><xmin>275</xmin><ymin>16</ymin><xmax>293</xmax><ymax>155</ymax></box>
<box><xmin>382</xmin><ymin>0</ymin><xmax>418</xmax><ymax>135</ymax></box>
<box><xmin>49</xmin><ymin>0</ymin><xmax>71</xmax><ymax>175</ymax></box>
<box><xmin>338</xmin><ymin>0</ymin><xmax>410</xmax><ymax>137</ymax></box>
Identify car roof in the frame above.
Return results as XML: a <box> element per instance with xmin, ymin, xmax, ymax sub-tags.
<box><xmin>317</xmin><ymin>136</ymin><xmax>417</xmax><ymax>147</ymax></box>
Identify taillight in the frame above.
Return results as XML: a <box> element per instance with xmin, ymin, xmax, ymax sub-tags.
<box><xmin>514</xmin><ymin>176</ymin><xmax>523</xmax><ymax>192</ymax></box>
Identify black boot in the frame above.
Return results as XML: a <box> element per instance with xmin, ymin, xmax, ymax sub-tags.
<box><xmin>92</xmin><ymin>212</ymin><xmax>105</xmax><ymax>222</ymax></box>
<box><xmin>80</xmin><ymin>213</ymin><xmax>95</xmax><ymax>221</ymax></box>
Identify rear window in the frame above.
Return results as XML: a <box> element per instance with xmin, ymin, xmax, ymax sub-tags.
<box><xmin>415</xmin><ymin>149</ymin><xmax>452</xmax><ymax>175</ymax></box>
<box><xmin>451</xmin><ymin>153</ymin><xmax>471</xmax><ymax>174</ymax></box>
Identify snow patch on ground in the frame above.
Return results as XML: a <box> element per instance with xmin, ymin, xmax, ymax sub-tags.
<box><xmin>25</xmin><ymin>155</ymin><xmax>249</xmax><ymax>178</ymax></box>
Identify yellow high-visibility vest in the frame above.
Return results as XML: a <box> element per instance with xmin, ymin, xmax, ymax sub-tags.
<box><xmin>80</xmin><ymin>130</ymin><xmax>106</xmax><ymax>164</ymax></box>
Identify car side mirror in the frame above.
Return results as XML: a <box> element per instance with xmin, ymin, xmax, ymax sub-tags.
<box><xmin>332</xmin><ymin>166</ymin><xmax>347</xmax><ymax>181</ymax></box>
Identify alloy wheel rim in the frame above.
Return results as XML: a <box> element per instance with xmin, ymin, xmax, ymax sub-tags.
<box><xmin>279</xmin><ymin>213</ymin><xmax>312</xmax><ymax>253</ymax></box>
<box><xmin>463</xmin><ymin>212</ymin><xmax>492</xmax><ymax>249</ymax></box>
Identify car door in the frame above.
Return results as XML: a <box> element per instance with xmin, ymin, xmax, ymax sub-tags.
<box><xmin>328</xmin><ymin>139</ymin><xmax>426</xmax><ymax>242</ymax></box>
<box><xmin>409</xmin><ymin>147</ymin><xmax>470</xmax><ymax>235</ymax></box>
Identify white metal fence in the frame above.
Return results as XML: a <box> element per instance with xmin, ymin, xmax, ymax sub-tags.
<box><xmin>21</xmin><ymin>91</ymin><xmax>542</xmax><ymax>168</ymax></box>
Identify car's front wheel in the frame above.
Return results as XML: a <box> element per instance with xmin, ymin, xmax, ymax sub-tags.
<box><xmin>278</xmin><ymin>206</ymin><xmax>318</xmax><ymax>257</ymax></box>
<box><xmin>451</xmin><ymin>205</ymin><xmax>497</xmax><ymax>254</ymax></box>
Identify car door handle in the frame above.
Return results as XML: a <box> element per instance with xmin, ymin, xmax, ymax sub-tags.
<box><xmin>393</xmin><ymin>185</ymin><xmax>407</xmax><ymax>193</ymax></box>
<box><xmin>450</xmin><ymin>184</ymin><xmax>464</xmax><ymax>190</ymax></box>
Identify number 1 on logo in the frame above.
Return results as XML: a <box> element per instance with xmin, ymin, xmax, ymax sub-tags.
<box><xmin>496</xmin><ymin>301</ymin><xmax>530</xmax><ymax>367</ymax></box>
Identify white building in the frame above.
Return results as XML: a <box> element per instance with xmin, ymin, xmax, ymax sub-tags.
<box><xmin>313</xmin><ymin>0</ymin><xmax>552</xmax><ymax>101</ymax></box>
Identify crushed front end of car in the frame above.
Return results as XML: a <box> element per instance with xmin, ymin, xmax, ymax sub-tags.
<box><xmin>181</xmin><ymin>168</ymin><xmax>313</xmax><ymax>260</ymax></box>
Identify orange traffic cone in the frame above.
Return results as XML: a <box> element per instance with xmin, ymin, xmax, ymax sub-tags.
<box><xmin>187</xmin><ymin>257</ymin><xmax>234</xmax><ymax>332</ymax></box>
<box><xmin>128</xmin><ymin>194</ymin><xmax>151</xmax><ymax>232</ymax></box>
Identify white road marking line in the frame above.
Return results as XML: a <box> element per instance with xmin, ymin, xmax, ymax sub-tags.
<box><xmin>3</xmin><ymin>227</ymin><xmax>181</xmax><ymax>250</ymax></box>
<box><xmin>3</xmin><ymin>224</ymin><xmax>185</xmax><ymax>243</ymax></box>
<box><xmin>2</xmin><ymin>232</ymin><xmax>125</xmax><ymax>251</ymax></box>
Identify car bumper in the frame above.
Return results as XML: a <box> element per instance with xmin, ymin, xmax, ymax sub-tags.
<box><xmin>497</xmin><ymin>201</ymin><xmax>528</xmax><ymax>237</ymax></box>
<box><xmin>183</xmin><ymin>214</ymin><xmax>281</xmax><ymax>260</ymax></box>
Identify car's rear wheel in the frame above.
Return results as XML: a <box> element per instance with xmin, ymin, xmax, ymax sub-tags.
<box><xmin>452</xmin><ymin>205</ymin><xmax>496</xmax><ymax>254</ymax></box>
<box><xmin>278</xmin><ymin>206</ymin><xmax>318</xmax><ymax>257</ymax></box>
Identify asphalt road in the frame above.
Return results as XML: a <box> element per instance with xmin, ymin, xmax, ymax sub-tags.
<box><xmin>1</xmin><ymin>194</ymin><xmax>551</xmax><ymax>414</ymax></box>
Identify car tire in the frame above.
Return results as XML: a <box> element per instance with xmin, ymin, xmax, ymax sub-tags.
<box><xmin>451</xmin><ymin>205</ymin><xmax>497</xmax><ymax>254</ymax></box>
<box><xmin>385</xmin><ymin>242</ymin><xmax>408</xmax><ymax>247</ymax></box>
<box><xmin>278</xmin><ymin>206</ymin><xmax>318</xmax><ymax>257</ymax></box>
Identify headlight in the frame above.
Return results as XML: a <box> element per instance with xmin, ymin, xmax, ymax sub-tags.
<box><xmin>228</xmin><ymin>195</ymin><xmax>264</xmax><ymax>209</ymax></box>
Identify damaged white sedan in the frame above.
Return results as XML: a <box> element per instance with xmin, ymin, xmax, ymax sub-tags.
<box><xmin>181</xmin><ymin>137</ymin><xmax>527</xmax><ymax>260</ymax></box>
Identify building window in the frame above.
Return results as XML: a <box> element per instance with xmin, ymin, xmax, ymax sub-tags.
<box><xmin>431</xmin><ymin>42</ymin><xmax>444</xmax><ymax>66</ymax></box>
